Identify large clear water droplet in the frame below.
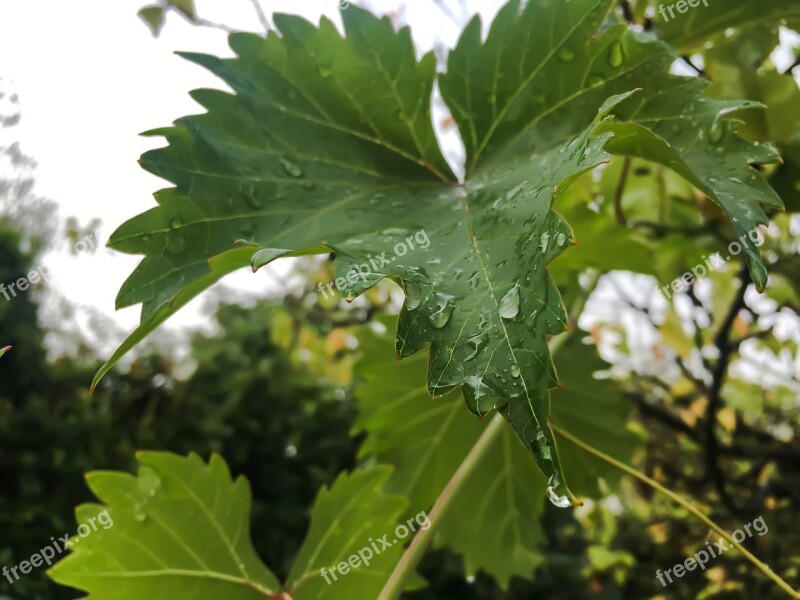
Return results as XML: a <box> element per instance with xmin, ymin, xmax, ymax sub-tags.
<box><xmin>510</xmin><ymin>364</ymin><xmax>521</xmax><ymax>378</ymax></box>
<box><xmin>429</xmin><ymin>294</ymin><xmax>454</xmax><ymax>329</ymax></box>
<box><xmin>499</xmin><ymin>284</ymin><xmax>520</xmax><ymax>320</ymax></box>
<box><xmin>404</xmin><ymin>281</ymin><xmax>422</xmax><ymax>310</ymax></box>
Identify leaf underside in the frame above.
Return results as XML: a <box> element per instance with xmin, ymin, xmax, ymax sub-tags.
<box><xmin>100</xmin><ymin>0</ymin><xmax>783</xmax><ymax>498</ymax></box>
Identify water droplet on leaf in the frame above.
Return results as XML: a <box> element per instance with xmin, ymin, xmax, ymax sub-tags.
<box><xmin>558</xmin><ymin>46</ymin><xmax>575</xmax><ymax>62</ymax></box>
<box><xmin>499</xmin><ymin>284</ymin><xmax>520</xmax><ymax>320</ymax></box>
<box><xmin>280</xmin><ymin>158</ymin><xmax>304</xmax><ymax>178</ymax></box>
<box><xmin>429</xmin><ymin>294</ymin><xmax>454</xmax><ymax>329</ymax></box>
<box><xmin>404</xmin><ymin>281</ymin><xmax>422</xmax><ymax>310</ymax></box>
<box><xmin>709</xmin><ymin>118</ymin><xmax>725</xmax><ymax>145</ymax></box>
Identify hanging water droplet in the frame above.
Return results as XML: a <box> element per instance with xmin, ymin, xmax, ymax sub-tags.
<box><xmin>499</xmin><ymin>284</ymin><xmax>520</xmax><ymax>320</ymax></box>
<box><xmin>547</xmin><ymin>485</ymin><xmax>572</xmax><ymax>508</ymax></box>
<box><xmin>280</xmin><ymin>158</ymin><xmax>304</xmax><ymax>178</ymax></box>
<box><xmin>429</xmin><ymin>294</ymin><xmax>454</xmax><ymax>329</ymax></box>
<box><xmin>608</xmin><ymin>41</ymin><xmax>624</xmax><ymax>68</ymax></box>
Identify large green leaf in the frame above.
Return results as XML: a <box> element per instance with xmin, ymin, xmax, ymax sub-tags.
<box><xmin>50</xmin><ymin>453</ymin><xmax>411</xmax><ymax>599</ymax></box>
<box><xmin>102</xmin><ymin>0</ymin><xmax>782</xmax><ymax>498</ymax></box>
<box><xmin>353</xmin><ymin>320</ymin><xmax>639</xmax><ymax>586</ymax></box>
<box><xmin>653</xmin><ymin>0</ymin><xmax>800</xmax><ymax>50</ymax></box>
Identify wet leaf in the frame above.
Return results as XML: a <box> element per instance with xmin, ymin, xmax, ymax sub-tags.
<box><xmin>103</xmin><ymin>0</ymin><xmax>783</xmax><ymax>497</ymax></box>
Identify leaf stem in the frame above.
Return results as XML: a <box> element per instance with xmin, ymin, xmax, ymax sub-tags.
<box><xmin>377</xmin><ymin>412</ymin><xmax>506</xmax><ymax>600</ymax></box>
<box><xmin>552</xmin><ymin>424</ymin><xmax>800</xmax><ymax>600</ymax></box>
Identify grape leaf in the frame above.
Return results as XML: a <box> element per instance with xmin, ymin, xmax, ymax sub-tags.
<box><xmin>101</xmin><ymin>0</ymin><xmax>782</xmax><ymax>498</ymax></box>
<box><xmin>352</xmin><ymin>319</ymin><xmax>639</xmax><ymax>586</ymax></box>
<box><xmin>49</xmin><ymin>453</ymin><xmax>411</xmax><ymax>599</ymax></box>
<box><xmin>49</xmin><ymin>452</ymin><xmax>281</xmax><ymax>598</ymax></box>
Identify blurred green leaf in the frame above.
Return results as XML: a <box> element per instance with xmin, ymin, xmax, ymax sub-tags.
<box><xmin>138</xmin><ymin>6</ymin><xmax>165</xmax><ymax>36</ymax></box>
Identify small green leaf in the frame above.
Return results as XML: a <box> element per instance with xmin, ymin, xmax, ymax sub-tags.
<box><xmin>49</xmin><ymin>452</ymin><xmax>281</xmax><ymax>597</ymax></box>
